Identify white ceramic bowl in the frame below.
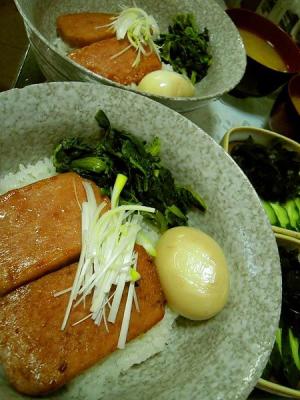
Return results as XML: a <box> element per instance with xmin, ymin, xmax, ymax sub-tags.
<box><xmin>0</xmin><ymin>82</ymin><xmax>280</xmax><ymax>400</ymax></box>
<box><xmin>14</xmin><ymin>0</ymin><xmax>246</xmax><ymax>112</ymax></box>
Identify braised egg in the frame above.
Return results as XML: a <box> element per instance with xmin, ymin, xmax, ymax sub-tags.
<box><xmin>155</xmin><ymin>226</ymin><xmax>229</xmax><ymax>320</ymax></box>
<box><xmin>137</xmin><ymin>70</ymin><xmax>195</xmax><ymax>97</ymax></box>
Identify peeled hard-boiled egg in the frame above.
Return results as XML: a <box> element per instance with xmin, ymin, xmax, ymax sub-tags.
<box><xmin>137</xmin><ymin>70</ymin><xmax>195</xmax><ymax>97</ymax></box>
<box><xmin>155</xmin><ymin>226</ymin><xmax>229</xmax><ymax>320</ymax></box>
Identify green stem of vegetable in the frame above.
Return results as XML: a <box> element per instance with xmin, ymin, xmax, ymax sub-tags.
<box><xmin>71</xmin><ymin>157</ymin><xmax>109</xmax><ymax>173</ymax></box>
<box><xmin>111</xmin><ymin>174</ymin><xmax>128</xmax><ymax>209</ymax></box>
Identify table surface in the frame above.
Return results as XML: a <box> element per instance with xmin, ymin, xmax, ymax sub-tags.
<box><xmin>0</xmin><ymin>1</ymin><xmax>295</xmax><ymax>399</ymax></box>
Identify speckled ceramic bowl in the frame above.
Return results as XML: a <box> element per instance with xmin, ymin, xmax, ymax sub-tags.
<box><xmin>14</xmin><ymin>0</ymin><xmax>246</xmax><ymax>113</ymax></box>
<box><xmin>221</xmin><ymin>126</ymin><xmax>300</xmax><ymax>241</ymax></box>
<box><xmin>0</xmin><ymin>82</ymin><xmax>280</xmax><ymax>400</ymax></box>
<box><xmin>257</xmin><ymin>233</ymin><xmax>300</xmax><ymax>399</ymax></box>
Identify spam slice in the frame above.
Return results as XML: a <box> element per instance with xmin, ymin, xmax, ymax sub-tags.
<box><xmin>0</xmin><ymin>246</ymin><xmax>165</xmax><ymax>396</ymax></box>
<box><xmin>69</xmin><ymin>37</ymin><xmax>162</xmax><ymax>85</ymax></box>
<box><xmin>57</xmin><ymin>12</ymin><xmax>116</xmax><ymax>47</ymax></box>
<box><xmin>0</xmin><ymin>172</ymin><xmax>103</xmax><ymax>295</ymax></box>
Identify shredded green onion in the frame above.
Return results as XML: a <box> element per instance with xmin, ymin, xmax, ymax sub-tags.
<box><xmin>130</xmin><ymin>267</ymin><xmax>141</xmax><ymax>282</ymax></box>
<box><xmin>57</xmin><ymin>175</ymin><xmax>155</xmax><ymax>349</ymax></box>
<box><xmin>103</xmin><ymin>6</ymin><xmax>160</xmax><ymax>67</ymax></box>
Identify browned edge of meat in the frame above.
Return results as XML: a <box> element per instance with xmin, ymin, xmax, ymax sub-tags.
<box><xmin>69</xmin><ymin>37</ymin><xmax>162</xmax><ymax>85</ymax></box>
<box><xmin>57</xmin><ymin>12</ymin><xmax>117</xmax><ymax>48</ymax></box>
<box><xmin>0</xmin><ymin>245</ymin><xmax>165</xmax><ymax>396</ymax></box>
<box><xmin>0</xmin><ymin>172</ymin><xmax>105</xmax><ymax>296</ymax></box>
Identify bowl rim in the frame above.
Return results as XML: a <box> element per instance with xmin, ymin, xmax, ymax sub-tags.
<box><xmin>257</xmin><ymin>378</ymin><xmax>300</xmax><ymax>399</ymax></box>
<box><xmin>221</xmin><ymin>125</ymin><xmax>300</xmax><ymax>152</ymax></box>
<box><xmin>226</xmin><ymin>7</ymin><xmax>300</xmax><ymax>73</ymax></box>
<box><xmin>220</xmin><ymin>125</ymin><xmax>300</xmax><ymax>241</ymax></box>
<box><xmin>13</xmin><ymin>0</ymin><xmax>247</xmax><ymax>103</ymax></box>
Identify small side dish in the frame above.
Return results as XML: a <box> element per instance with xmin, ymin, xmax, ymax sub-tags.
<box><xmin>55</xmin><ymin>7</ymin><xmax>212</xmax><ymax>97</ymax></box>
<box><xmin>222</xmin><ymin>127</ymin><xmax>300</xmax><ymax>238</ymax></box>
<box><xmin>226</xmin><ymin>8</ymin><xmax>300</xmax><ymax>97</ymax></box>
<box><xmin>222</xmin><ymin>126</ymin><xmax>300</xmax><ymax>396</ymax></box>
<box><xmin>261</xmin><ymin>235</ymin><xmax>300</xmax><ymax>392</ymax></box>
<box><xmin>237</xmin><ymin>27</ymin><xmax>288</xmax><ymax>72</ymax></box>
<box><xmin>230</xmin><ymin>138</ymin><xmax>300</xmax><ymax>233</ymax></box>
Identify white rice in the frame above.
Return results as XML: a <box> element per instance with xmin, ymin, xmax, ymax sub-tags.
<box><xmin>0</xmin><ymin>158</ymin><xmax>56</xmax><ymax>194</ymax></box>
<box><xmin>0</xmin><ymin>159</ymin><xmax>177</xmax><ymax>397</ymax></box>
<box><xmin>66</xmin><ymin>306</ymin><xmax>177</xmax><ymax>399</ymax></box>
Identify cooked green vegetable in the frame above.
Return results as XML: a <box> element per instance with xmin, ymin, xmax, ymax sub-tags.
<box><xmin>230</xmin><ymin>136</ymin><xmax>300</xmax><ymax>232</ymax></box>
<box><xmin>260</xmin><ymin>198</ymin><xmax>300</xmax><ymax>232</ymax></box>
<box><xmin>52</xmin><ymin>110</ymin><xmax>206</xmax><ymax>231</ymax></box>
<box><xmin>263</xmin><ymin>246</ymin><xmax>300</xmax><ymax>388</ymax></box>
<box><xmin>230</xmin><ymin>137</ymin><xmax>300</xmax><ymax>203</ymax></box>
<box><xmin>155</xmin><ymin>13</ymin><xmax>212</xmax><ymax>84</ymax></box>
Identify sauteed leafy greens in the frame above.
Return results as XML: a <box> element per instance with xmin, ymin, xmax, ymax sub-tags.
<box><xmin>53</xmin><ymin>110</ymin><xmax>206</xmax><ymax>231</ymax></box>
<box><xmin>230</xmin><ymin>137</ymin><xmax>300</xmax><ymax>203</ymax></box>
<box><xmin>155</xmin><ymin>13</ymin><xmax>212</xmax><ymax>85</ymax></box>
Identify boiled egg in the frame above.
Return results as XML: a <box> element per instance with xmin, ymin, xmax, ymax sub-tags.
<box><xmin>137</xmin><ymin>70</ymin><xmax>195</xmax><ymax>97</ymax></box>
<box><xmin>155</xmin><ymin>226</ymin><xmax>229</xmax><ymax>320</ymax></box>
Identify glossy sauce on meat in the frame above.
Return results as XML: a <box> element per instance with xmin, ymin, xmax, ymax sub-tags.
<box><xmin>0</xmin><ymin>246</ymin><xmax>165</xmax><ymax>395</ymax></box>
<box><xmin>57</xmin><ymin>12</ymin><xmax>116</xmax><ymax>47</ymax></box>
<box><xmin>0</xmin><ymin>173</ymin><xmax>102</xmax><ymax>295</ymax></box>
<box><xmin>69</xmin><ymin>37</ymin><xmax>162</xmax><ymax>85</ymax></box>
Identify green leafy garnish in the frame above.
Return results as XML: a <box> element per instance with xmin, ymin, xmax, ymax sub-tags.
<box><xmin>155</xmin><ymin>13</ymin><xmax>212</xmax><ymax>84</ymax></box>
<box><xmin>53</xmin><ymin>109</ymin><xmax>206</xmax><ymax>231</ymax></box>
<box><xmin>231</xmin><ymin>136</ymin><xmax>300</xmax><ymax>203</ymax></box>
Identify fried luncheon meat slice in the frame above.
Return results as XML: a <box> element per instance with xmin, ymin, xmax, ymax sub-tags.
<box><xmin>69</xmin><ymin>37</ymin><xmax>162</xmax><ymax>85</ymax></box>
<box><xmin>0</xmin><ymin>246</ymin><xmax>165</xmax><ymax>396</ymax></box>
<box><xmin>0</xmin><ymin>172</ymin><xmax>102</xmax><ymax>295</ymax></box>
<box><xmin>57</xmin><ymin>12</ymin><xmax>116</xmax><ymax>48</ymax></box>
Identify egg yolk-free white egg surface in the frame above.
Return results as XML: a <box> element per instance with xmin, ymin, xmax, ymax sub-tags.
<box><xmin>137</xmin><ymin>70</ymin><xmax>195</xmax><ymax>97</ymax></box>
<box><xmin>155</xmin><ymin>226</ymin><xmax>229</xmax><ymax>320</ymax></box>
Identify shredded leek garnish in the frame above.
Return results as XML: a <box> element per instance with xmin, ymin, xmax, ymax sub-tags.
<box><xmin>101</xmin><ymin>6</ymin><xmax>160</xmax><ymax>67</ymax></box>
<box><xmin>57</xmin><ymin>174</ymin><xmax>155</xmax><ymax>349</ymax></box>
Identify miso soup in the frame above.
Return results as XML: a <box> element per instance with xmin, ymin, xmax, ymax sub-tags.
<box><xmin>238</xmin><ymin>28</ymin><xmax>288</xmax><ymax>72</ymax></box>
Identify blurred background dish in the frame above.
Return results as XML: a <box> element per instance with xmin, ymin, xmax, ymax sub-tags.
<box><xmin>226</xmin><ymin>8</ymin><xmax>300</xmax><ymax>97</ymax></box>
<box><xmin>14</xmin><ymin>0</ymin><xmax>246</xmax><ymax>112</ymax></box>
<box><xmin>269</xmin><ymin>74</ymin><xmax>300</xmax><ymax>142</ymax></box>
<box><xmin>258</xmin><ymin>233</ymin><xmax>300</xmax><ymax>399</ymax></box>
<box><xmin>226</xmin><ymin>0</ymin><xmax>300</xmax><ymax>46</ymax></box>
<box><xmin>222</xmin><ymin>125</ymin><xmax>300</xmax><ymax>396</ymax></box>
<box><xmin>221</xmin><ymin>126</ymin><xmax>300</xmax><ymax>240</ymax></box>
